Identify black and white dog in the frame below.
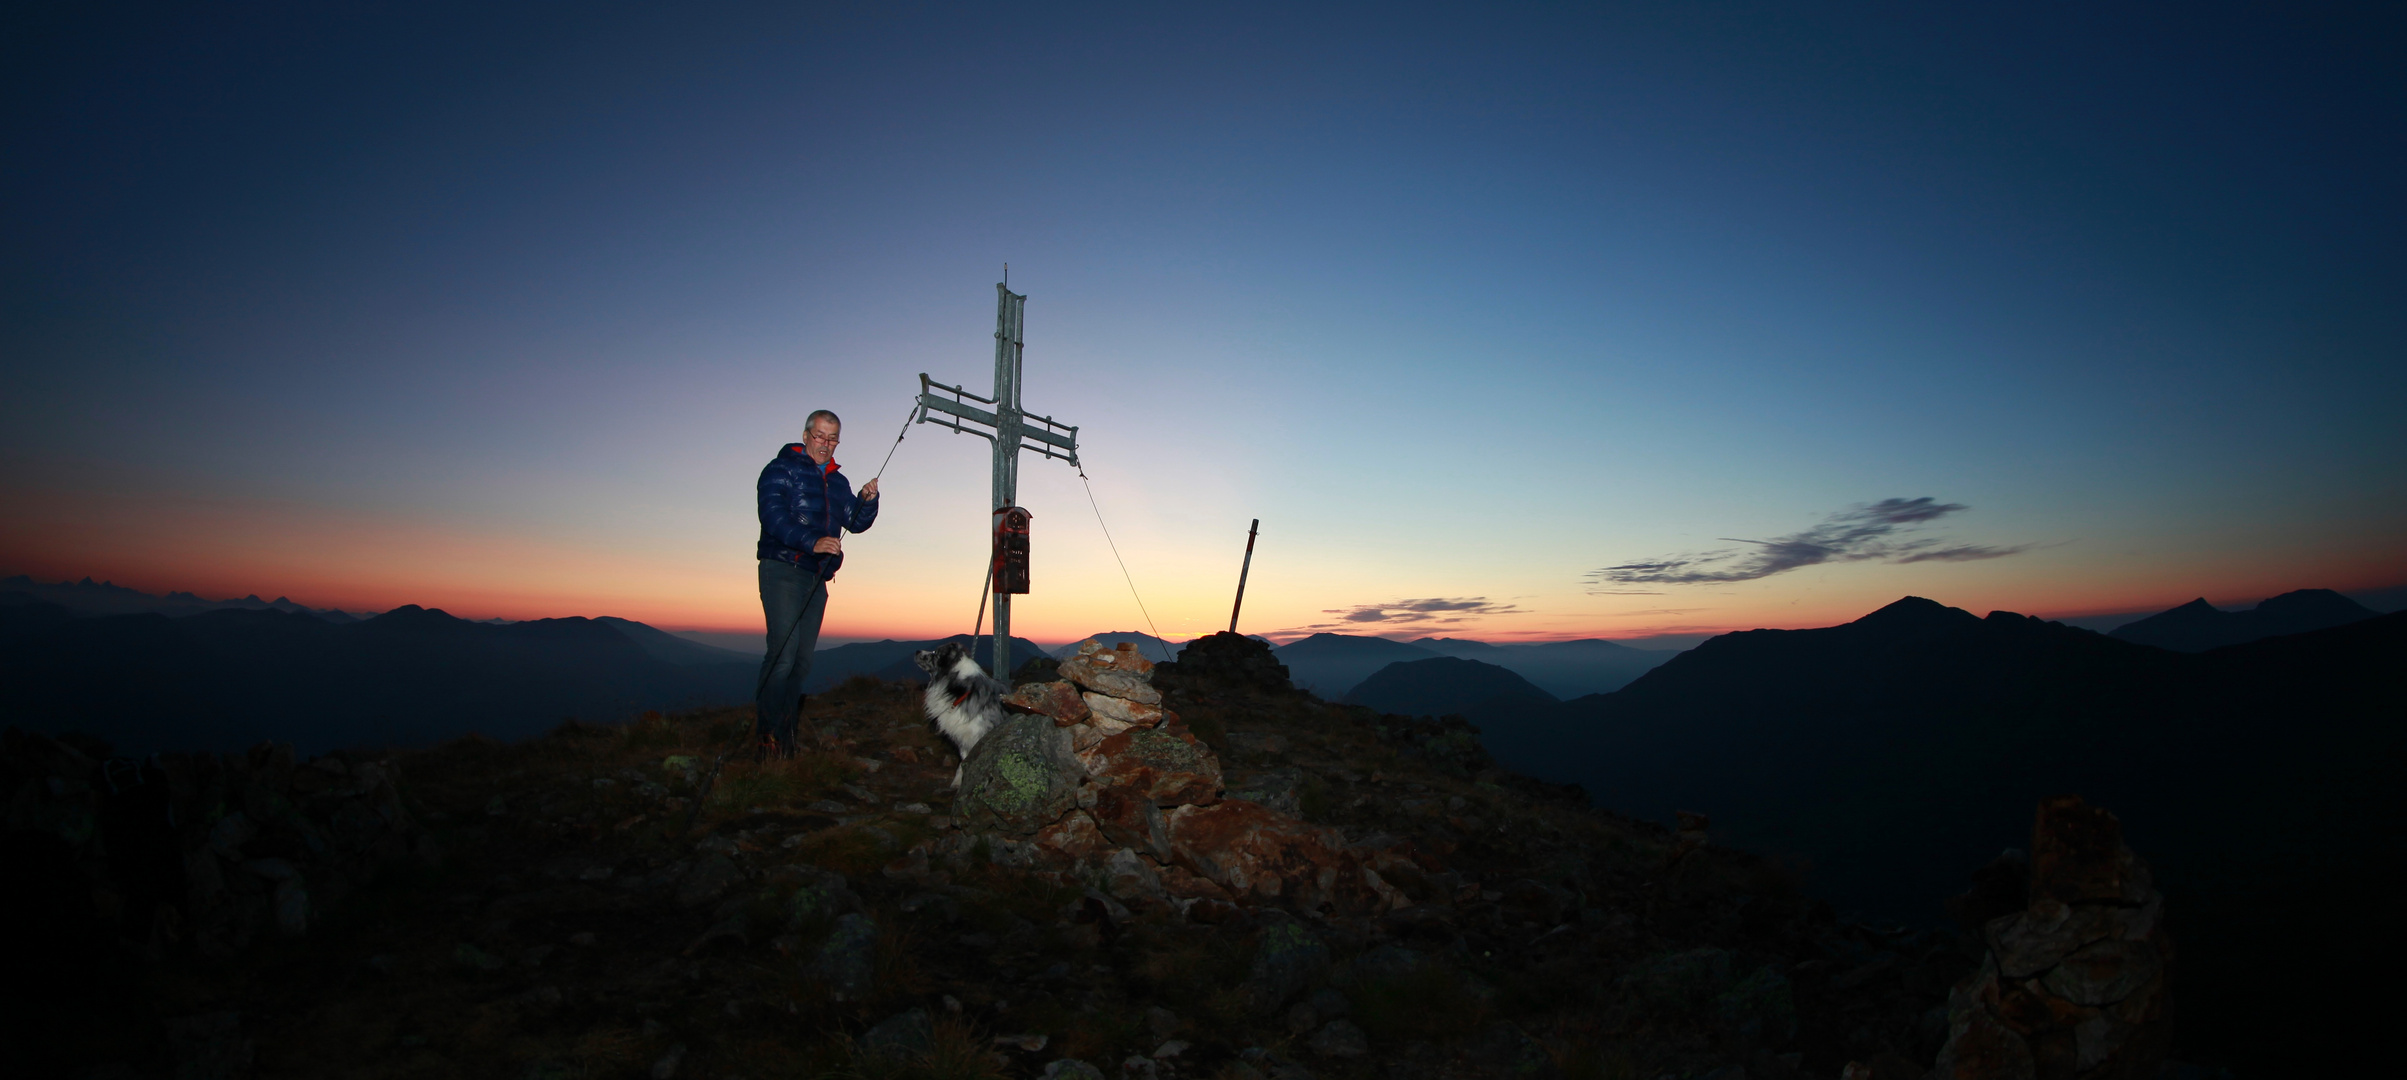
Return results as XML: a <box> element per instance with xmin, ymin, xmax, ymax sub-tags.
<box><xmin>912</xmin><ymin>640</ymin><xmax>1006</xmax><ymax>788</ymax></box>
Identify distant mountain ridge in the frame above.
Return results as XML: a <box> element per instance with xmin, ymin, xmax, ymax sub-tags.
<box><xmin>799</xmin><ymin>635</ymin><xmax>1052</xmax><ymax>692</ymax></box>
<box><xmin>1343</xmin><ymin>655</ymin><xmax>1556</xmax><ymax>717</ymax></box>
<box><xmin>1273</xmin><ymin>632</ymin><xmax>1682</xmax><ymax>701</ymax></box>
<box><xmin>2107</xmin><ymin>587</ymin><xmax>2378</xmax><ymax>651</ymax></box>
<box><xmin>1047</xmin><ymin>631</ymin><xmax>1200</xmax><ymax>662</ymax></box>
<box><xmin>0</xmin><ymin>584</ymin><xmax>1067</xmax><ymax>752</ymax></box>
<box><xmin>0</xmin><ymin>598</ymin><xmax>759</xmax><ymax>756</ymax></box>
<box><xmin>1</xmin><ymin>574</ymin><xmax>375</xmax><ymax>622</ymax></box>
<box><xmin>1407</xmin><ymin>636</ymin><xmax>1678</xmax><ymax>698</ymax></box>
<box><xmin>1272</xmin><ymin>633</ymin><xmax>1441</xmax><ymax>698</ymax></box>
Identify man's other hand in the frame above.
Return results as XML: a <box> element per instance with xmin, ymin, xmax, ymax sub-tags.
<box><xmin>860</xmin><ymin>478</ymin><xmax>879</xmax><ymax>499</ymax></box>
<box><xmin>813</xmin><ymin>537</ymin><xmax>843</xmax><ymax>555</ymax></box>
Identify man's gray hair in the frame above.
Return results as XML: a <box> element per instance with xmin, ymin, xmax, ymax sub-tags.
<box><xmin>805</xmin><ymin>409</ymin><xmax>842</xmax><ymax>434</ymax></box>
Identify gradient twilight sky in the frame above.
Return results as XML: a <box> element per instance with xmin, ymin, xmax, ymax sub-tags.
<box><xmin>5</xmin><ymin>2</ymin><xmax>2402</xmax><ymax>646</ymax></box>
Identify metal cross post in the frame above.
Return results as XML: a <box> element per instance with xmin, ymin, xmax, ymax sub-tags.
<box><xmin>914</xmin><ymin>282</ymin><xmax>1082</xmax><ymax>683</ymax></box>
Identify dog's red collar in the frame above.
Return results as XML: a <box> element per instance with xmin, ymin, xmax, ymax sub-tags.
<box><xmin>952</xmin><ymin>688</ymin><xmax>973</xmax><ymax>708</ymax></box>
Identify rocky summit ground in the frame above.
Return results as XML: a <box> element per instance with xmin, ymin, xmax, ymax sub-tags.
<box><xmin>17</xmin><ymin>655</ymin><xmax>1997</xmax><ymax>1080</ymax></box>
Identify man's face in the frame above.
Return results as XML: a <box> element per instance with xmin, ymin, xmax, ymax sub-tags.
<box><xmin>803</xmin><ymin>419</ymin><xmax>840</xmax><ymax>465</ymax></box>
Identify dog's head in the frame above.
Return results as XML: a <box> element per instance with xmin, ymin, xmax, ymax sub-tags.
<box><xmin>912</xmin><ymin>640</ymin><xmax>971</xmax><ymax>678</ymax></box>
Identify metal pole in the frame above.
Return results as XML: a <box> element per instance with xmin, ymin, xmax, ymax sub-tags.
<box><xmin>990</xmin><ymin>283</ymin><xmax>1025</xmax><ymax>682</ymax></box>
<box><xmin>1229</xmin><ymin>518</ymin><xmax>1259</xmax><ymax>633</ymax></box>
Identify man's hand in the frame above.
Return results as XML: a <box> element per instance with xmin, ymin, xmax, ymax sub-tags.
<box><xmin>860</xmin><ymin>478</ymin><xmax>879</xmax><ymax>499</ymax></box>
<box><xmin>812</xmin><ymin>537</ymin><xmax>842</xmax><ymax>555</ymax></box>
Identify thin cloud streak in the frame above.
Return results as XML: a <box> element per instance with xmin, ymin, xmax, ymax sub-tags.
<box><xmin>1271</xmin><ymin>596</ymin><xmax>1526</xmax><ymax>636</ymax></box>
<box><xmin>1587</xmin><ymin>498</ymin><xmax>2032</xmax><ymax>588</ymax></box>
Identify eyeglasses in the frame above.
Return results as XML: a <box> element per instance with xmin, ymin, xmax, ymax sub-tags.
<box><xmin>807</xmin><ymin>431</ymin><xmax>840</xmax><ymax>445</ymax></box>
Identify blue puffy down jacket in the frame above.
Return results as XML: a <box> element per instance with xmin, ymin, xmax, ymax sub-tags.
<box><xmin>757</xmin><ymin>443</ymin><xmax>878</xmax><ymax>578</ymax></box>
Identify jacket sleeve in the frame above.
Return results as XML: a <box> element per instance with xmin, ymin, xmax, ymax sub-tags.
<box><xmin>759</xmin><ymin>461</ymin><xmax>828</xmax><ymax>552</ymax></box>
<box><xmin>846</xmin><ymin>484</ymin><xmax>880</xmax><ymax>532</ymax></box>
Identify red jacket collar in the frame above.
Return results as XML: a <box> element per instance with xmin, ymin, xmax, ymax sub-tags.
<box><xmin>783</xmin><ymin>445</ymin><xmax>840</xmax><ymax>474</ymax></box>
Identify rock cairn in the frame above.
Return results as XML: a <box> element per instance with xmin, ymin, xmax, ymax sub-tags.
<box><xmin>3</xmin><ymin>727</ymin><xmax>437</xmax><ymax>960</ymax></box>
<box><xmin>1932</xmin><ymin>795</ymin><xmax>2171</xmax><ymax>1080</ymax></box>
<box><xmin>955</xmin><ymin>638</ymin><xmax>1417</xmax><ymax>918</ymax></box>
<box><xmin>1154</xmin><ymin>630</ymin><xmax>1292</xmax><ymax>693</ymax></box>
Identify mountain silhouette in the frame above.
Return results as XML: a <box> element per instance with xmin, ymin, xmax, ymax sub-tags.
<box><xmin>1271</xmin><ymin>633</ymin><xmax>1440</xmax><ymax>698</ymax></box>
<box><xmin>799</xmin><ymin>635</ymin><xmax>1050</xmax><ymax>692</ymax></box>
<box><xmin>1343</xmin><ymin>655</ymin><xmax>1557</xmax><ymax>717</ymax></box>
<box><xmin>1408</xmin><ymin>635</ymin><xmax>1678</xmax><ymax>697</ymax></box>
<box><xmin>2108</xmin><ymin>587</ymin><xmax>2378</xmax><ymax>651</ymax></box>
<box><xmin>1047</xmin><ymin>631</ymin><xmax>1194</xmax><ymax>663</ymax></box>
<box><xmin>1461</xmin><ymin>594</ymin><xmax>2403</xmax><ymax>1066</ymax></box>
<box><xmin>0</xmin><ymin>598</ymin><xmax>764</xmax><ymax>755</ymax></box>
<box><xmin>1</xmin><ymin>574</ymin><xmax>367</xmax><ymax>622</ymax></box>
<box><xmin>592</xmin><ymin>616</ymin><xmax>755</xmax><ymax>666</ymax></box>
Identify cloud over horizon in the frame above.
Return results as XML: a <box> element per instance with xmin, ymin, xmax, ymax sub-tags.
<box><xmin>1272</xmin><ymin>596</ymin><xmax>1526</xmax><ymax>636</ymax></box>
<box><xmin>1587</xmin><ymin>498</ymin><xmax>2031</xmax><ymax>588</ymax></box>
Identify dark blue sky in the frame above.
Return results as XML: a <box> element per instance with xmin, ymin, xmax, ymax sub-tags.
<box><xmin>5</xmin><ymin>2</ymin><xmax>2401</xmax><ymax>639</ymax></box>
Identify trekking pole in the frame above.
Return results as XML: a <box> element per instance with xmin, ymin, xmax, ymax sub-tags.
<box><xmin>1229</xmin><ymin>518</ymin><xmax>1259</xmax><ymax>633</ymax></box>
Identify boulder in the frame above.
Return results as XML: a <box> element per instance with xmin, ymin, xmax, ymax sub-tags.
<box><xmin>1986</xmin><ymin>898</ymin><xmax>2118</xmax><ymax>979</ymax></box>
<box><xmin>956</xmin><ymin>713</ymin><xmax>1085</xmax><ymax>835</ymax></box>
<box><xmin>1083</xmin><ymin>693</ymin><xmax>1173</xmax><ymax>730</ymax></box>
<box><xmin>1034</xmin><ymin>810</ymin><xmax>1113</xmax><ymax>863</ymax></box>
<box><xmin>1715</xmin><ymin>965</ymin><xmax>1797</xmax><ymax>1043</ymax></box>
<box><xmin>1620</xmin><ymin>947</ymin><xmax>1734</xmax><ymax>1011</ymax></box>
<box><xmin>1157</xmin><ymin>862</ymin><xmax>1235</xmax><ymax>903</ymax></box>
<box><xmin>1060</xmin><ymin>640</ymin><xmax>1163</xmax><ymax>705</ymax></box>
<box><xmin>1304</xmin><ymin>1021</ymin><xmax>1368</xmax><ymax>1059</ymax></box>
<box><xmin>1068</xmin><ymin>721</ymin><xmax>1117</xmax><ymax>753</ymax></box>
<box><xmin>1224</xmin><ymin>768</ymin><xmax>1303</xmax><ymax>816</ymax></box>
<box><xmin>2030</xmin><ymin>794</ymin><xmax>2152</xmax><ymax>905</ymax></box>
<box><xmin>1932</xmin><ymin>796</ymin><xmax>2169</xmax><ymax>1080</ymax></box>
<box><xmin>769</xmin><ymin>865</ymin><xmax>857</xmax><ymax>925</ymax></box>
<box><xmin>1003</xmin><ymin>681</ymin><xmax>1092</xmax><ymax>726</ymax></box>
<box><xmin>1156</xmin><ymin>631</ymin><xmax>1291</xmax><ymax>692</ymax></box>
<box><xmin>1165</xmin><ymin>800</ymin><xmax>1350</xmax><ymax>904</ymax></box>
<box><xmin>1089</xmin><ymin>785</ymin><xmax>1173</xmax><ymax>862</ymax></box>
<box><xmin>806</xmin><ymin>912</ymin><xmax>878</xmax><ymax>1000</ymax></box>
<box><xmin>862</xmin><ymin>1008</ymin><xmax>935</xmax><ymax>1060</ymax></box>
<box><xmin>1079</xmin><ymin>729</ymin><xmax>1221</xmax><ymax>808</ymax></box>
<box><xmin>1243</xmin><ymin>916</ymin><xmax>1331</xmax><ymax>1014</ymax></box>
<box><xmin>1101</xmin><ymin>848</ymin><xmax>1165</xmax><ymax>902</ymax></box>
<box><xmin>675</xmin><ymin>854</ymin><xmax>745</xmax><ymax>909</ymax></box>
<box><xmin>1339</xmin><ymin>944</ymin><xmax>1428</xmax><ymax>985</ymax></box>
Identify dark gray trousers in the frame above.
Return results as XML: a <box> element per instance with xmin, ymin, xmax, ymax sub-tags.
<box><xmin>755</xmin><ymin>558</ymin><xmax>828</xmax><ymax>747</ymax></box>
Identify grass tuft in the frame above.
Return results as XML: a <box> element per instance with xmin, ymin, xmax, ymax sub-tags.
<box><xmin>569</xmin><ymin>1026</ymin><xmax>643</xmax><ymax>1076</ymax></box>
<box><xmin>825</xmin><ymin>1015</ymin><xmax>1008</xmax><ymax>1080</ymax></box>
<box><xmin>710</xmin><ymin>750</ymin><xmax>856</xmax><ymax>815</ymax></box>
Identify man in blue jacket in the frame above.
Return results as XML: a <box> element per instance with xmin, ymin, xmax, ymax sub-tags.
<box><xmin>755</xmin><ymin>409</ymin><xmax>879</xmax><ymax>757</ymax></box>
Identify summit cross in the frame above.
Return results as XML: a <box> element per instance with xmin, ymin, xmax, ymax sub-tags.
<box><xmin>914</xmin><ymin>282</ymin><xmax>1081</xmax><ymax>682</ymax></box>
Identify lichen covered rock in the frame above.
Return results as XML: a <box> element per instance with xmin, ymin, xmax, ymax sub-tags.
<box><xmin>955</xmin><ymin>712</ymin><xmax>1084</xmax><ymax>835</ymax></box>
<box><xmin>1242</xmin><ymin>916</ymin><xmax>1332</xmax><ymax>1015</ymax></box>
